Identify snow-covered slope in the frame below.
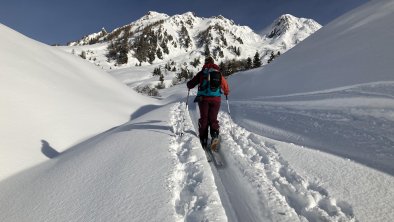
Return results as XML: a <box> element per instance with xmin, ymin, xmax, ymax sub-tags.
<box><xmin>0</xmin><ymin>24</ymin><xmax>154</xmax><ymax>180</ymax></box>
<box><xmin>1</xmin><ymin>1</ymin><xmax>394</xmax><ymax>222</ymax></box>
<box><xmin>230</xmin><ymin>4</ymin><xmax>394</xmax><ymax>98</ymax></box>
<box><xmin>228</xmin><ymin>0</ymin><xmax>394</xmax><ymax>172</ymax></box>
<box><xmin>63</xmin><ymin>12</ymin><xmax>321</xmax><ymax>71</ymax></box>
<box><xmin>226</xmin><ymin>1</ymin><xmax>394</xmax><ymax>220</ymax></box>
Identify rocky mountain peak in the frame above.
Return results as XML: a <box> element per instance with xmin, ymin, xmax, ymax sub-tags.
<box><xmin>267</xmin><ymin>14</ymin><xmax>321</xmax><ymax>39</ymax></box>
<box><xmin>65</xmin><ymin>12</ymin><xmax>321</xmax><ymax>70</ymax></box>
<box><xmin>142</xmin><ymin>11</ymin><xmax>169</xmax><ymax>20</ymax></box>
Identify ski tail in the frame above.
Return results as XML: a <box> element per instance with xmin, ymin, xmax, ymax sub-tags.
<box><xmin>209</xmin><ymin>136</ymin><xmax>224</xmax><ymax>167</ymax></box>
<box><xmin>211</xmin><ymin>150</ymin><xmax>224</xmax><ymax>167</ymax></box>
<box><xmin>203</xmin><ymin>148</ymin><xmax>213</xmax><ymax>162</ymax></box>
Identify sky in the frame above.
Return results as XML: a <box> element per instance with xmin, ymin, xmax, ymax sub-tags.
<box><xmin>0</xmin><ymin>0</ymin><xmax>367</xmax><ymax>45</ymax></box>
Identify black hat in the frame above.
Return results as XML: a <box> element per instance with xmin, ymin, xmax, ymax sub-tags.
<box><xmin>204</xmin><ymin>56</ymin><xmax>214</xmax><ymax>64</ymax></box>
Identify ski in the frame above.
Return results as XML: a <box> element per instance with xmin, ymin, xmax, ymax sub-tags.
<box><xmin>209</xmin><ymin>136</ymin><xmax>224</xmax><ymax>167</ymax></box>
<box><xmin>203</xmin><ymin>148</ymin><xmax>213</xmax><ymax>162</ymax></box>
<box><xmin>199</xmin><ymin>138</ymin><xmax>223</xmax><ymax>166</ymax></box>
<box><xmin>202</xmin><ymin>144</ymin><xmax>223</xmax><ymax>166</ymax></box>
<box><xmin>210</xmin><ymin>150</ymin><xmax>224</xmax><ymax>167</ymax></box>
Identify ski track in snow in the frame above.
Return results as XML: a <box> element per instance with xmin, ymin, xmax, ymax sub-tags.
<box><xmin>170</xmin><ymin>101</ymin><xmax>357</xmax><ymax>222</ymax></box>
<box><xmin>169</xmin><ymin>102</ymin><xmax>227</xmax><ymax>222</ymax></box>
<box><xmin>218</xmin><ymin>112</ymin><xmax>356</xmax><ymax>222</ymax></box>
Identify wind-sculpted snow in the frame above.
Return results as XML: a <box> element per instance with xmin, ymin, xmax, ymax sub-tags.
<box><xmin>229</xmin><ymin>82</ymin><xmax>394</xmax><ymax>176</ymax></box>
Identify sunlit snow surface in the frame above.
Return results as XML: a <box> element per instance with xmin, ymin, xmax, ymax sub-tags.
<box><xmin>1</xmin><ymin>0</ymin><xmax>394</xmax><ymax>222</ymax></box>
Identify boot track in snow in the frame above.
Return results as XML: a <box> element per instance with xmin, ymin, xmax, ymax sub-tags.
<box><xmin>169</xmin><ymin>101</ymin><xmax>356</xmax><ymax>222</ymax></box>
<box><xmin>169</xmin><ymin>102</ymin><xmax>227</xmax><ymax>221</ymax></box>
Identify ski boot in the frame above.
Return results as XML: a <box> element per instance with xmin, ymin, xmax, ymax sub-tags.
<box><xmin>210</xmin><ymin>131</ymin><xmax>220</xmax><ymax>152</ymax></box>
<box><xmin>200</xmin><ymin>138</ymin><xmax>208</xmax><ymax>150</ymax></box>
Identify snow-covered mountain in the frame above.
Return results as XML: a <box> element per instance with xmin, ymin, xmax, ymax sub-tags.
<box><xmin>265</xmin><ymin>14</ymin><xmax>322</xmax><ymax>49</ymax></box>
<box><xmin>68</xmin><ymin>27</ymin><xmax>108</xmax><ymax>46</ymax></box>
<box><xmin>64</xmin><ymin>12</ymin><xmax>321</xmax><ymax>69</ymax></box>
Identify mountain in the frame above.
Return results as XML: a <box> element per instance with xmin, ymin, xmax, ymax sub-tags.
<box><xmin>67</xmin><ymin>27</ymin><xmax>108</xmax><ymax>46</ymax></box>
<box><xmin>265</xmin><ymin>14</ymin><xmax>322</xmax><ymax>48</ymax></box>
<box><xmin>64</xmin><ymin>12</ymin><xmax>321</xmax><ymax>70</ymax></box>
<box><xmin>1</xmin><ymin>1</ymin><xmax>394</xmax><ymax>222</ymax></box>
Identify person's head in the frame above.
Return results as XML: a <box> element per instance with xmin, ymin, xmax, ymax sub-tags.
<box><xmin>204</xmin><ymin>56</ymin><xmax>214</xmax><ymax>64</ymax></box>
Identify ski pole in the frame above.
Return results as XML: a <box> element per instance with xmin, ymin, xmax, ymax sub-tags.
<box><xmin>186</xmin><ymin>89</ymin><xmax>190</xmax><ymax>109</ymax></box>
<box><xmin>226</xmin><ymin>95</ymin><xmax>231</xmax><ymax>115</ymax></box>
<box><xmin>180</xmin><ymin>89</ymin><xmax>190</xmax><ymax>136</ymax></box>
<box><xmin>225</xmin><ymin>95</ymin><xmax>234</xmax><ymax>135</ymax></box>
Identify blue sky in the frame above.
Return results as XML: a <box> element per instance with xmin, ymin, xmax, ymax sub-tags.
<box><xmin>0</xmin><ymin>0</ymin><xmax>367</xmax><ymax>45</ymax></box>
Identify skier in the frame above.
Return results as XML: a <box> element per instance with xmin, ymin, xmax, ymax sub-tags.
<box><xmin>187</xmin><ymin>56</ymin><xmax>230</xmax><ymax>151</ymax></box>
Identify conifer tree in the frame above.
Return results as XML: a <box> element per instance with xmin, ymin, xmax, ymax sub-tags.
<box><xmin>160</xmin><ymin>41</ymin><xmax>169</xmax><ymax>54</ymax></box>
<box><xmin>148</xmin><ymin>51</ymin><xmax>156</xmax><ymax>64</ymax></box>
<box><xmin>246</xmin><ymin>57</ymin><xmax>252</xmax><ymax>69</ymax></box>
<box><xmin>177</xmin><ymin>68</ymin><xmax>189</xmax><ymax>81</ymax></box>
<box><xmin>226</xmin><ymin>61</ymin><xmax>233</xmax><ymax>76</ymax></box>
<box><xmin>267</xmin><ymin>51</ymin><xmax>275</xmax><ymax>63</ymax></box>
<box><xmin>153</xmin><ymin>67</ymin><xmax>162</xmax><ymax>76</ymax></box>
<box><xmin>180</xmin><ymin>25</ymin><xmax>191</xmax><ymax>48</ymax></box>
<box><xmin>156</xmin><ymin>48</ymin><xmax>163</xmax><ymax>59</ymax></box>
<box><xmin>107</xmin><ymin>41</ymin><xmax>117</xmax><ymax>59</ymax></box>
<box><xmin>155</xmin><ymin>73</ymin><xmax>165</xmax><ymax>89</ymax></box>
<box><xmin>80</xmin><ymin>50</ymin><xmax>87</xmax><ymax>59</ymax></box>
<box><xmin>117</xmin><ymin>38</ymin><xmax>129</xmax><ymax>65</ymax></box>
<box><xmin>204</xmin><ymin>44</ymin><xmax>210</xmax><ymax>57</ymax></box>
<box><xmin>159</xmin><ymin>74</ymin><xmax>164</xmax><ymax>83</ymax></box>
<box><xmin>219</xmin><ymin>50</ymin><xmax>224</xmax><ymax>58</ymax></box>
<box><xmin>219</xmin><ymin>62</ymin><xmax>226</xmax><ymax>74</ymax></box>
<box><xmin>253</xmin><ymin>51</ymin><xmax>261</xmax><ymax>68</ymax></box>
<box><xmin>190</xmin><ymin>57</ymin><xmax>201</xmax><ymax>68</ymax></box>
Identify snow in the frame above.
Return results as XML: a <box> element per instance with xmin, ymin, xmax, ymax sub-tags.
<box><xmin>1</xmin><ymin>0</ymin><xmax>394</xmax><ymax>221</ymax></box>
<box><xmin>0</xmin><ymin>24</ymin><xmax>154</xmax><ymax>180</ymax></box>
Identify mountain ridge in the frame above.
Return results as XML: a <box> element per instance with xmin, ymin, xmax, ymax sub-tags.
<box><xmin>65</xmin><ymin>11</ymin><xmax>321</xmax><ymax>69</ymax></box>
